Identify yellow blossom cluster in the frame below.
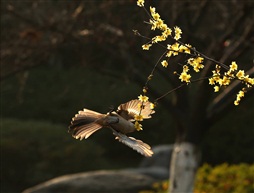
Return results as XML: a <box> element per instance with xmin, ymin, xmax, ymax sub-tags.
<box><xmin>174</xmin><ymin>26</ymin><xmax>182</xmax><ymax>40</ymax></box>
<box><xmin>138</xmin><ymin>94</ymin><xmax>149</xmax><ymax>102</ymax></box>
<box><xmin>208</xmin><ymin>62</ymin><xmax>254</xmax><ymax>104</ymax></box>
<box><xmin>134</xmin><ymin>121</ymin><xmax>143</xmax><ymax>131</ymax></box>
<box><xmin>187</xmin><ymin>57</ymin><xmax>204</xmax><ymax>72</ymax></box>
<box><xmin>141</xmin><ymin>5</ymin><xmax>187</xmax><ymax>53</ymax></box>
<box><xmin>150</xmin><ymin>102</ymin><xmax>155</xmax><ymax>109</ymax></box>
<box><xmin>142</xmin><ymin>44</ymin><xmax>152</xmax><ymax>50</ymax></box>
<box><xmin>209</xmin><ymin>65</ymin><xmax>232</xmax><ymax>92</ymax></box>
<box><xmin>234</xmin><ymin>89</ymin><xmax>245</xmax><ymax>106</ymax></box>
<box><xmin>134</xmin><ymin>94</ymin><xmax>156</xmax><ymax>131</ymax></box>
<box><xmin>161</xmin><ymin>60</ymin><xmax>168</xmax><ymax>67</ymax></box>
<box><xmin>165</xmin><ymin>43</ymin><xmax>191</xmax><ymax>59</ymax></box>
<box><xmin>179</xmin><ymin>65</ymin><xmax>191</xmax><ymax>83</ymax></box>
<box><xmin>134</xmin><ymin>114</ymin><xmax>144</xmax><ymax>121</ymax></box>
<box><xmin>174</xmin><ymin>56</ymin><xmax>204</xmax><ymax>83</ymax></box>
<box><xmin>136</xmin><ymin>0</ymin><xmax>254</xmax><ymax>106</ymax></box>
<box><xmin>134</xmin><ymin>95</ymin><xmax>148</xmax><ymax>131</ymax></box>
<box><xmin>137</xmin><ymin>0</ymin><xmax>144</xmax><ymax>7</ymax></box>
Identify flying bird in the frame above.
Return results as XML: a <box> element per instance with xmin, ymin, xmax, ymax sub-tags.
<box><xmin>69</xmin><ymin>99</ymin><xmax>155</xmax><ymax>157</ymax></box>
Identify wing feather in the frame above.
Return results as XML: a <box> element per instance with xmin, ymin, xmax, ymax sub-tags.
<box><xmin>112</xmin><ymin>129</ymin><xmax>153</xmax><ymax>157</ymax></box>
<box><xmin>117</xmin><ymin>99</ymin><xmax>155</xmax><ymax>121</ymax></box>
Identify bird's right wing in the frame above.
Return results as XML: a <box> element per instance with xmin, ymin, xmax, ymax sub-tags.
<box><xmin>117</xmin><ymin>99</ymin><xmax>155</xmax><ymax>121</ymax></box>
<box><xmin>112</xmin><ymin>129</ymin><xmax>153</xmax><ymax>157</ymax></box>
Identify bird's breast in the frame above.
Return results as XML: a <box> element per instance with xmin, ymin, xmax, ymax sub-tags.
<box><xmin>107</xmin><ymin>114</ymin><xmax>136</xmax><ymax>134</ymax></box>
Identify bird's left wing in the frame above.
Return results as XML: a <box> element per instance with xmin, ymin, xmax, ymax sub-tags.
<box><xmin>117</xmin><ymin>99</ymin><xmax>155</xmax><ymax>121</ymax></box>
<box><xmin>111</xmin><ymin>129</ymin><xmax>153</xmax><ymax>157</ymax></box>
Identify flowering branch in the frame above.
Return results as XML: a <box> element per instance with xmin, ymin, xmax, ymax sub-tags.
<box><xmin>133</xmin><ymin>0</ymin><xmax>254</xmax><ymax>130</ymax></box>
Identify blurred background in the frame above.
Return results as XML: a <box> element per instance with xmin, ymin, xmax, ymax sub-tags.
<box><xmin>1</xmin><ymin>0</ymin><xmax>254</xmax><ymax>193</ymax></box>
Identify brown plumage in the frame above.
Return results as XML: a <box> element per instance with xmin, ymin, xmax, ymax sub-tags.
<box><xmin>69</xmin><ymin>99</ymin><xmax>155</xmax><ymax>157</ymax></box>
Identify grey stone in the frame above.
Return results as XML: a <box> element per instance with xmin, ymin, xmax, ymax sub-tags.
<box><xmin>22</xmin><ymin>144</ymin><xmax>173</xmax><ymax>193</ymax></box>
<box><xmin>123</xmin><ymin>166</ymin><xmax>169</xmax><ymax>180</ymax></box>
<box><xmin>22</xmin><ymin>170</ymin><xmax>157</xmax><ymax>193</ymax></box>
<box><xmin>139</xmin><ymin>144</ymin><xmax>173</xmax><ymax>169</ymax></box>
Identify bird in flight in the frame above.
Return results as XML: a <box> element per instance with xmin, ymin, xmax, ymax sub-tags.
<box><xmin>69</xmin><ymin>99</ymin><xmax>155</xmax><ymax>157</ymax></box>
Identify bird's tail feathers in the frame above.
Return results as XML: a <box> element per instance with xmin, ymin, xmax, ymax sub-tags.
<box><xmin>73</xmin><ymin>109</ymin><xmax>102</xmax><ymax>122</ymax></box>
<box><xmin>69</xmin><ymin>109</ymin><xmax>105</xmax><ymax>140</ymax></box>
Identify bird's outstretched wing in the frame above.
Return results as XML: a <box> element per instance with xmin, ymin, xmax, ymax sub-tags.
<box><xmin>69</xmin><ymin>109</ymin><xmax>104</xmax><ymax>140</ymax></box>
<box><xmin>117</xmin><ymin>99</ymin><xmax>155</xmax><ymax>121</ymax></box>
<box><xmin>111</xmin><ymin>129</ymin><xmax>153</xmax><ymax>157</ymax></box>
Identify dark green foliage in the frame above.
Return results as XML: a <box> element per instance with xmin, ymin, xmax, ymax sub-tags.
<box><xmin>1</xmin><ymin>118</ymin><xmax>107</xmax><ymax>192</ymax></box>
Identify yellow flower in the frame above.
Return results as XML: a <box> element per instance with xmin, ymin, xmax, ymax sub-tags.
<box><xmin>150</xmin><ymin>103</ymin><xmax>155</xmax><ymax>109</ymax></box>
<box><xmin>226</xmin><ymin>70</ymin><xmax>235</xmax><ymax>77</ymax></box>
<box><xmin>209</xmin><ymin>78</ymin><xmax>216</xmax><ymax>85</ymax></box>
<box><xmin>234</xmin><ymin>100</ymin><xmax>239</xmax><ymax>106</ymax></box>
<box><xmin>171</xmin><ymin>43</ymin><xmax>179</xmax><ymax>51</ymax></box>
<box><xmin>214</xmin><ymin>86</ymin><xmax>220</xmax><ymax>92</ymax></box>
<box><xmin>161</xmin><ymin>60</ymin><xmax>168</xmax><ymax>67</ymax></box>
<box><xmin>183</xmin><ymin>65</ymin><xmax>189</xmax><ymax>72</ymax></box>
<box><xmin>152</xmin><ymin>12</ymin><xmax>160</xmax><ymax>20</ymax></box>
<box><xmin>236</xmin><ymin>70</ymin><xmax>245</xmax><ymax>80</ymax></box>
<box><xmin>157</xmin><ymin>35</ymin><xmax>166</xmax><ymax>42</ymax></box>
<box><xmin>135</xmin><ymin>121</ymin><xmax>143</xmax><ymax>131</ymax></box>
<box><xmin>221</xmin><ymin>76</ymin><xmax>231</xmax><ymax>85</ymax></box>
<box><xmin>150</xmin><ymin>19</ymin><xmax>157</xmax><ymax>30</ymax></box>
<box><xmin>230</xmin><ymin>61</ymin><xmax>238</xmax><ymax>71</ymax></box>
<box><xmin>196</xmin><ymin>57</ymin><xmax>204</xmax><ymax>63</ymax></box>
<box><xmin>234</xmin><ymin>90</ymin><xmax>245</xmax><ymax>106</ymax></box>
<box><xmin>187</xmin><ymin>57</ymin><xmax>204</xmax><ymax>72</ymax></box>
<box><xmin>174</xmin><ymin>26</ymin><xmax>182</xmax><ymax>40</ymax></box>
<box><xmin>245</xmin><ymin>77</ymin><xmax>254</xmax><ymax>86</ymax></box>
<box><xmin>214</xmin><ymin>77</ymin><xmax>220</xmax><ymax>83</ymax></box>
<box><xmin>138</xmin><ymin>94</ymin><xmax>149</xmax><ymax>102</ymax></box>
<box><xmin>156</xmin><ymin>19</ymin><xmax>164</xmax><ymax>29</ymax></box>
<box><xmin>174</xmin><ymin>34</ymin><xmax>181</xmax><ymax>41</ymax></box>
<box><xmin>238</xmin><ymin>90</ymin><xmax>245</xmax><ymax>97</ymax></box>
<box><xmin>159</xmin><ymin>23</ymin><xmax>168</xmax><ymax>31</ymax></box>
<box><xmin>152</xmin><ymin>35</ymin><xmax>165</xmax><ymax>43</ymax></box>
<box><xmin>215</xmin><ymin>65</ymin><xmax>221</xmax><ymax>73</ymax></box>
<box><xmin>183</xmin><ymin>44</ymin><xmax>192</xmax><ymax>54</ymax></box>
<box><xmin>179</xmin><ymin>71</ymin><xmax>191</xmax><ymax>83</ymax></box>
<box><xmin>137</xmin><ymin>0</ymin><xmax>145</xmax><ymax>7</ymax></box>
<box><xmin>142</xmin><ymin>44</ymin><xmax>152</xmax><ymax>50</ymax></box>
<box><xmin>150</xmin><ymin>6</ymin><xmax>156</xmax><ymax>14</ymax></box>
<box><xmin>166</xmin><ymin>50</ymin><xmax>173</xmax><ymax>58</ymax></box>
<box><xmin>164</xmin><ymin>28</ymin><xmax>172</xmax><ymax>36</ymax></box>
<box><xmin>179</xmin><ymin>45</ymin><xmax>188</xmax><ymax>53</ymax></box>
<box><xmin>135</xmin><ymin>114</ymin><xmax>144</xmax><ymax>121</ymax></box>
<box><xmin>170</xmin><ymin>43</ymin><xmax>180</xmax><ymax>56</ymax></box>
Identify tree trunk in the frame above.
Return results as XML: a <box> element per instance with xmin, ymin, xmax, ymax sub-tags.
<box><xmin>169</xmin><ymin>142</ymin><xmax>200</xmax><ymax>193</ymax></box>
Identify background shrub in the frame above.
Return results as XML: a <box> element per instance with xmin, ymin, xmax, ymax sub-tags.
<box><xmin>146</xmin><ymin>164</ymin><xmax>254</xmax><ymax>193</ymax></box>
<box><xmin>195</xmin><ymin>163</ymin><xmax>254</xmax><ymax>193</ymax></box>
